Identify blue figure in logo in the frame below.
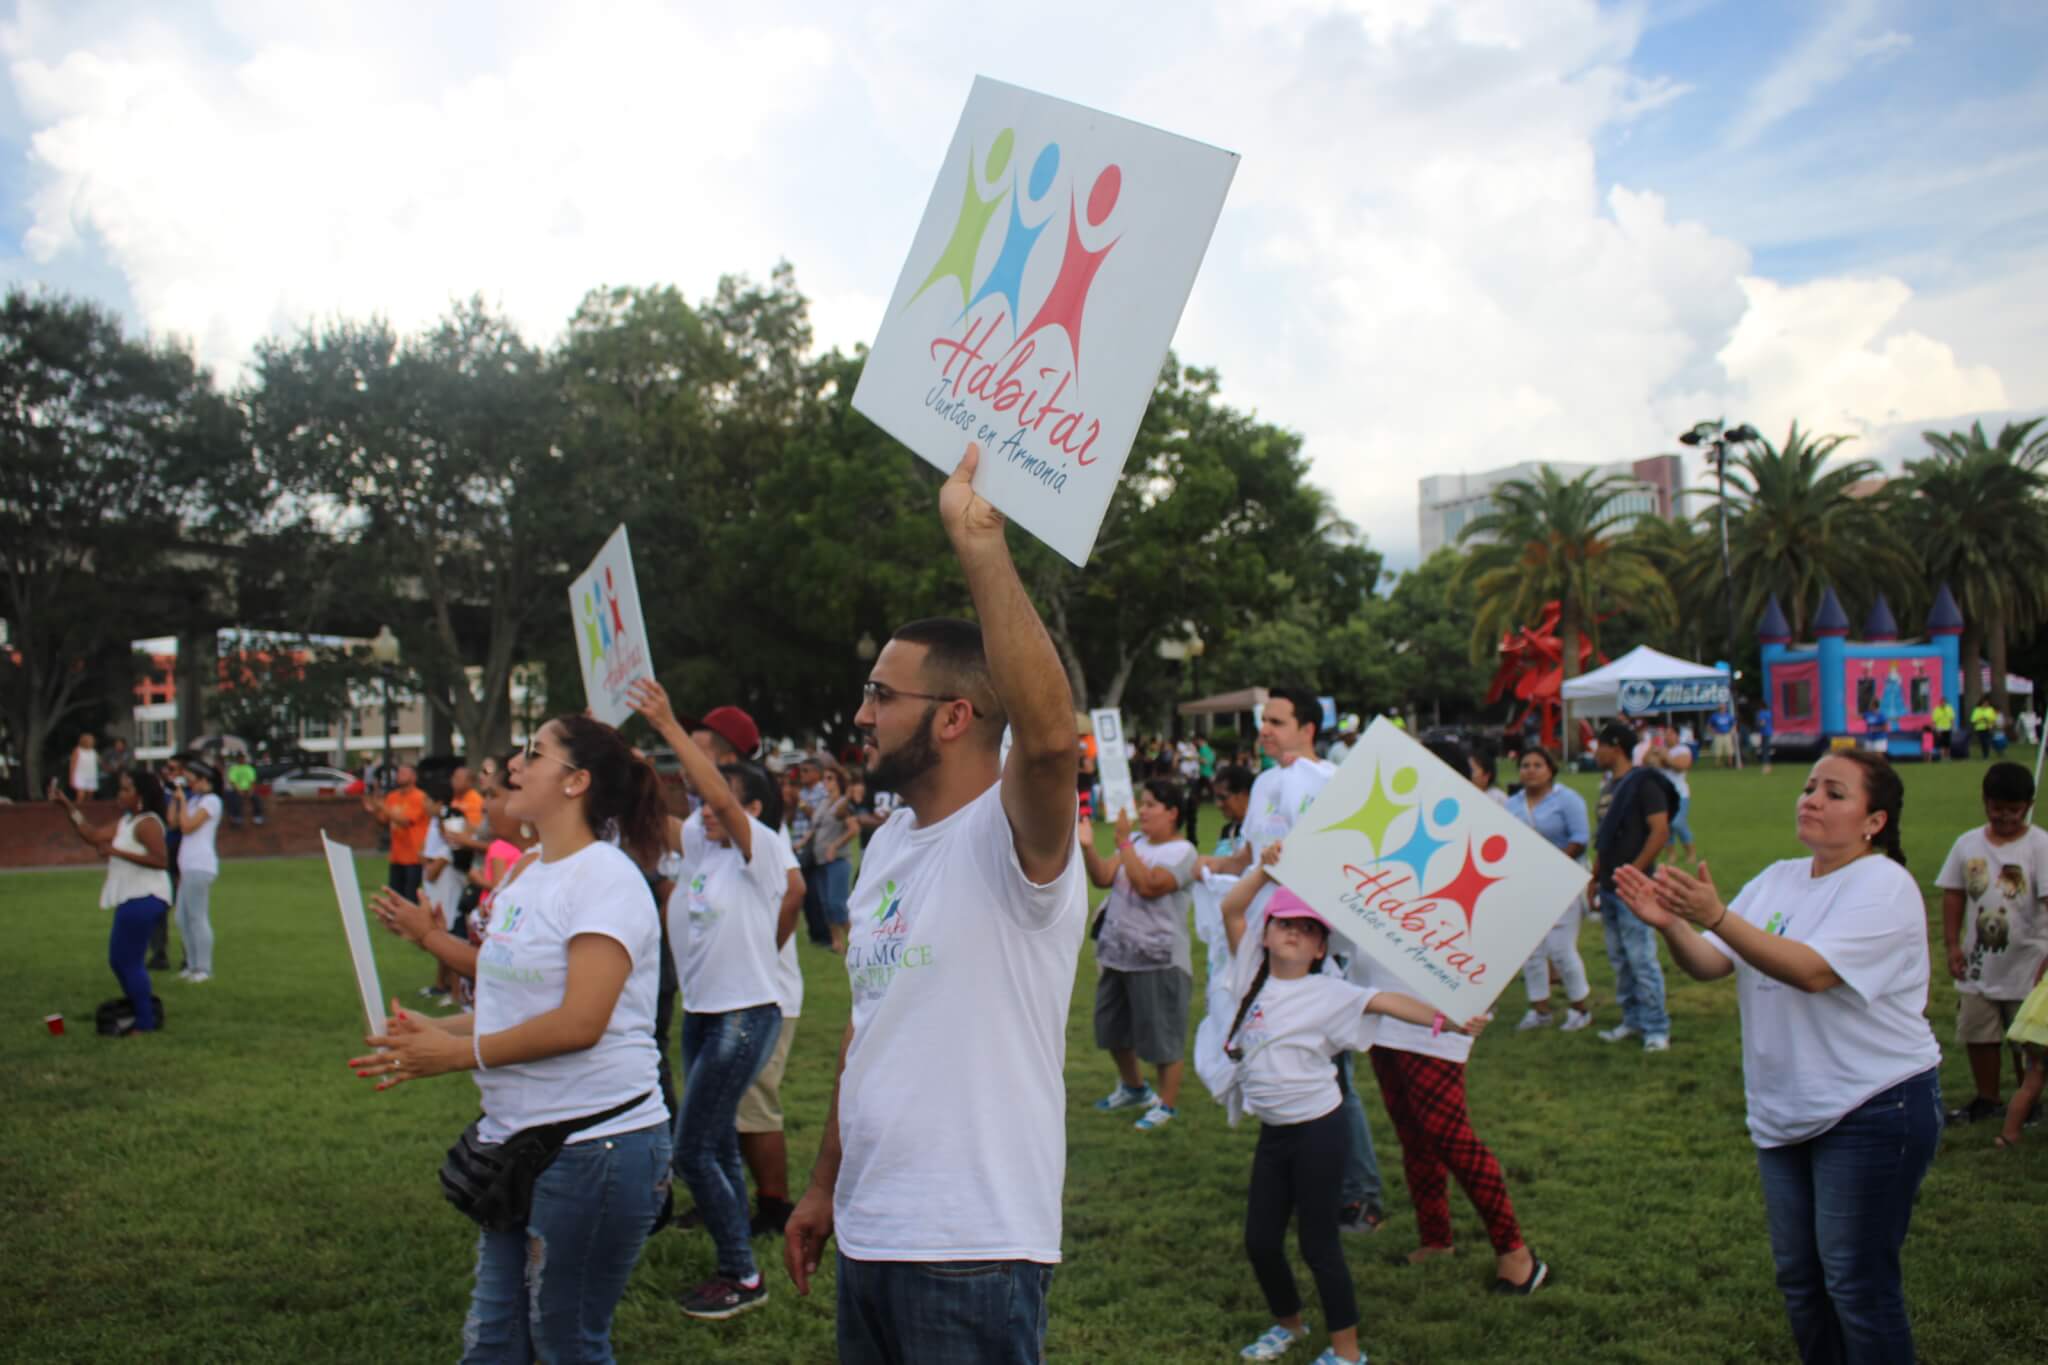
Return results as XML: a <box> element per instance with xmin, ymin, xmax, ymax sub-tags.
<box><xmin>966</xmin><ymin>141</ymin><xmax>1061</xmax><ymax>327</ymax></box>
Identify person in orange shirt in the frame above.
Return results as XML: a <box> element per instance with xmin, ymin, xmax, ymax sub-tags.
<box><xmin>362</xmin><ymin>764</ymin><xmax>431</xmax><ymax>899</ymax></box>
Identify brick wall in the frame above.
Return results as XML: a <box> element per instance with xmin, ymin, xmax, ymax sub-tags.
<box><xmin>0</xmin><ymin>796</ymin><xmax>383</xmax><ymax>870</ymax></box>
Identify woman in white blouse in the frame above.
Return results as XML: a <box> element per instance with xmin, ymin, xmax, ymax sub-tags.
<box><xmin>1615</xmin><ymin>751</ymin><xmax>1940</xmax><ymax>1365</ymax></box>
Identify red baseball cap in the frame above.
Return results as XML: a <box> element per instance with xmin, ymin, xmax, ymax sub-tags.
<box><xmin>678</xmin><ymin>705</ymin><xmax>760</xmax><ymax>760</ymax></box>
<box><xmin>1265</xmin><ymin>886</ymin><xmax>1333</xmax><ymax>931</ymax></box>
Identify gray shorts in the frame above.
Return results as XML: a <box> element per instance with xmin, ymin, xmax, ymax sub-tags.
<box><xmin>1093</xmin><ymin>966</ymin><xmax>1190</xmax><ymax>1064</ymax></box>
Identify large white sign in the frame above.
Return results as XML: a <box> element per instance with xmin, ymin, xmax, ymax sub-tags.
<box><xmin>852</xmin><ymin>77</ymin><xmax>1238</xmax><ymax>566</ymax></box>
<box><xmin>321</xmin><ymin>832</ymin><xmax>387</xmax><ymax>1039</ymax></box>
<box><xmin>1272</xmin><ymin>719</ymin><xmax>1586</xmax><ymax>1017</ymax></box>
<box><xmin>567</xmin><ymin>524</ymin><xmax>653</xmax><ymax>727</ymax></box>
<box><xmin>1090</xmin><ymin>706</ymin><xmax>1136</xmax><ymax>820</ymax></box>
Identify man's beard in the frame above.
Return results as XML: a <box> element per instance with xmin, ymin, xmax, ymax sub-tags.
<box><xmin>865</xmin><ymin>705</ymin><xmax>941</xmax><ymax>795</ymax></box>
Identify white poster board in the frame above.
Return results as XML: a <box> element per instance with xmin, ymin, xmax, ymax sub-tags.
<box><xmin>321</xmin><ymin>832</ymin><xmax>387</xmax><ymax>1039</ymax></box>
<box><xmin>1272</xmin><ymin>718</ymin><xmax>1586</xmax><ymax>1018</ymax></box>
<box><xmin>852</xmin><ymin>76</ymin><xmax>1238</xmax><ymax>566</ymax></box>
<box><xmin>1090</xmin><ymin>707</ymin><xmax>1136</xmax><ymax>820</ymax></box>
<box><xmin>568</xmin><ymin>524</ymin><xmax>653</xmax><ymax>727</ymax></box>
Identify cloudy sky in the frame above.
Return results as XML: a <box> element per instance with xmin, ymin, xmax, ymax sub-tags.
<box><xmin>5</xmin><ymin>0</ymin><xmax>2044</xmax><ymax>566</ymax></box>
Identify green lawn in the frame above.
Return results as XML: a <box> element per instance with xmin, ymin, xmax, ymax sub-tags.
<box><xmin>4</xmin><ymin>754</ymin><xmax>2045</xmax><ymax>1363</ymax></box>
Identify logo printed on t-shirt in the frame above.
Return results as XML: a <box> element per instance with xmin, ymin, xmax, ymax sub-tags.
<box><xmin>847</xmin><ymin>877</ymin><xmax>935</xmax><ymax>1006</ymax></box>
<box><xmin>685</xmin><ymin>872</ymin><xmax>718</xmax><ymax>930</ymax></box>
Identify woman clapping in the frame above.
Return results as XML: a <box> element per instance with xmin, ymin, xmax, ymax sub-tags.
<box><xmin>1613</xmin><ymin>752</ymin><xmax>1939</xmax><ymax>1364</ymax></box>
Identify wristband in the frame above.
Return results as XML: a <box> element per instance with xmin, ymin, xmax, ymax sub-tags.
<box><xmin>1707</xmin><ymin>906</ymin><xmax>1729</xmax><ymax>934</ymax></box>
<box><xmin>70</xmin><ymin>809</ymin><xmax>85</xmax><ymax>826</ymax></box>
<box><xmin>1430</xmin><ymin>1013</ymin><xmax>1445</xmax><ymax>1038</ymax></box>
<box><xmin>473</xmin><ymin>1032</ymin><xmax>487</xmax><ymax>1071</ymax></box>
<box><xmin>1116</xmin><ymin>837</ymin><xmax>1135</xmax><ymax>850</ymax></box>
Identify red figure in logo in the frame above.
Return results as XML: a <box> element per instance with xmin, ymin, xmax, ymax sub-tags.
<box><xmin>1425</xmin><ymin>836</ymin><xmax>1506</xmax><ymax>935</ymax></box>
<box><xmin>605</xmin><ymin>567</ymin><xmax>626</xmax><ymax>636</ymax></box>
<box><xmin>1016</xmin><ymin>164</ymin><xmax>1122</xmax><ymax>379</ymax></box>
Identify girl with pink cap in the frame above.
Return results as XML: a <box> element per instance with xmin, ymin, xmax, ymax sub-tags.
<box><xmin>1218</xmin><ymin>883</ymin><xmax>1484</xmax><ymax>1365</ymax></box>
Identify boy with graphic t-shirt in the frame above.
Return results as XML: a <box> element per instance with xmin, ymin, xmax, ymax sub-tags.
<box><xmin>1936</xmin><ymin>761</ymin><xmax>2048</xmax><ymax>1125</ymax></box>
<box><xmin>783</xmin><ymin>446</ymin><xmax>1087</xmax><ymax>1365</ymax></box>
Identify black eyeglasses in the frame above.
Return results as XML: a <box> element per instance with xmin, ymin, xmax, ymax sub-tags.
<box><xmin>861</xmin><ymin>680</ymin><xmax>982</xmax><ymax>718</ymax></box>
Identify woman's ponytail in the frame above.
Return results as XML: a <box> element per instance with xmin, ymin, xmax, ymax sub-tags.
<box><xmin>1833</xmin><ymin>750</ymin><xmax>1908</xmax><ymax>867</ymax></box>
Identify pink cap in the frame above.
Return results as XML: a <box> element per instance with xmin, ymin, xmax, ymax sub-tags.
<box><xmin>1265</xmin><ymin>885</ymin><xmax>1333</xmax><ymax>931</ymax></box>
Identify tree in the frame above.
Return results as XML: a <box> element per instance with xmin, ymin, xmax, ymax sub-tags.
<box><xmin>246</xmin><ymin>301</ymin><xmax>580</xmax><ymax>758</ymax></box>
<box><xmin>1714</xmin><ymin>423</ymin><xmax>1911</xmax><ymax>638</ymax></box>
<box><xmin>0</xmin><ymin>290</ymin><xmax>237</xmax><ymax>796</ymax></box>
<box><xmin>1019</xmin><ymin>359</ymin><xmax>1381</xmax><ymax>709</ymax></box>
<box><xmin>206</xmin><ymin>633</ymin><xmax>366</xmax><ymax>760</ymax></box>
<box><xmin>1902</xmin><ymin>422</ymin><xmax>2048</xmax><ymax>716</ymax></box>
<box><xmin>1455</xmin><ymin>467</ymin><xmax>1672</xmax><ymax>754</ymax></box>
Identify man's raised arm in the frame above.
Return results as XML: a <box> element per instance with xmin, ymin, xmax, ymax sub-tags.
<box><xmin>941</xmin><ymin>444</ymin><xmax>1077</xmax><ymax>885</ymax></box>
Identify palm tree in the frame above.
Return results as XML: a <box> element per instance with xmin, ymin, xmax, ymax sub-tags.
<box><xmin>1904</xmin><ymin>420</ymin><xmax>2048</xmax><ymax>717</ymax></box>
<box><xmin>1714</xmin><ymin>423</ymin><xmax>1913</xmax><ymax>637</ymax></box>
<box><xmin>1626</xmin><ymin>511</ymin><xmax>1722</xmax><ymax>661</ymax></box>
<box><xmin>1455</xmin><ymin>467</ymin><xmax>1674</xmax><ymax>755</ymax></box>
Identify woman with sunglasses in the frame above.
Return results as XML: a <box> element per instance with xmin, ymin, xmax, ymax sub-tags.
<box><xmin>349</xmin><ymin>719</ymin><xmax>671</xmax><ymax>1362</ymax></box>
<box><xmin>628</xmin><ymin>676</ymin><xmax>790</xmax><ymax>1322</ymax></box>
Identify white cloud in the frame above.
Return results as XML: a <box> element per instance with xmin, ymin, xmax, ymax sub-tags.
<box><xmin>1723</xmin><ymin>1</ymin><xmax>1913</xmax><ymax>150</ymax></box>
<box><xmin>0</xmin><ymin>0</ymin><xmax>2033</xmax><ymax>568</ymax></box>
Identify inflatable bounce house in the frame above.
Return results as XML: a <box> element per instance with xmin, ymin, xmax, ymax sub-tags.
<box><xmin>1757</xmin><ymin>585</ymin><xmax>1962</xmax><ymax>759</ymax></box>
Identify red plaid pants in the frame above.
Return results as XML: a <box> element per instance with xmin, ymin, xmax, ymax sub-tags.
<box><xmin>1369</xmin><ymin>1048</ymin><xmax>1524</xmax><ymax>1254</ymax></box>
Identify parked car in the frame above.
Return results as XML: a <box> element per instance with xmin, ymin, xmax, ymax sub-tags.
<box><xmin>267</xmin><ymin>765</ymin><xmax>365</xmax><ymax>798</ymax></box>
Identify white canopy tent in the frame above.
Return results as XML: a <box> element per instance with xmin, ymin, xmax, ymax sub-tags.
<box><xmin>1560</xmin><ymin>645</ymin><xmax>1731</xmax><ymax>718</ymax></box>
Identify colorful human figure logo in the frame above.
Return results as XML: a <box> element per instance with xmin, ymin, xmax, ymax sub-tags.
<box><xmin>1015</xmin><ymin>163</ymin><xmax>1123</xmax><ymax>376</ymax></box>
<box><xmin>910</xmin><ymin>130</ymin><xmax>1015</xmax><ymax>311</ymax></box>
<box><xmin>873</xmin><ymin>879</ymin><xmax>904</xmax><ymax>927</ymax></box>
<box><xmin>581</xmin><ymin>588</ymin><xmax>608</xmax><ymax>663</ymax></box>
<box><xmin>966</xmin><ymin>142</ymin><xmax>1061</xmax><ymax>325</ymax></box>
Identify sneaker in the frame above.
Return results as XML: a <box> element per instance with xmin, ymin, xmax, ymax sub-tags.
<box><xmin>1515</xmin><ymin>1009</ymin><xmax>1553</xmax><ymax>1032</ymax></box>
<box><xmin>1337</xmin><ymin>1201</ymin><xmax>1384</xmax><ymax>1235</ymax></box>
<box><xmin>1642</xmin><ymin>1034</ymin><xmax>1671</xmax><ymax>1053</ymax></box>
<box><xmin>1944</xmin><ymin>1096</ymin><xmax>2003</xmax><ymax>1126</ymax></box>
<box><xmin>1241</xmin><ymin>1321</ymin><xmax>1310</xmax><ymax>1360</ymax></box>
<box><xmin>1597</xmin><ymin>1024</ymin><xmax>1638</xmax><ymax>1044</ymax></box>
<box><xmin>188</xmin><ymin>971</ymin><xmax>212</xmax><ymax>983</ymax></box>
<box><xmin>1094</xmin><ymin>1083</ymin><xmax>1156</xmax><ymax>1113</ymax></box>
<box><xmin>178</xmin><ymin>968</ymin><xmax>198</xmax><ymax>982</ymax></box>
<box><xmin>1310</xmin><ymin>1351</ymin><xmax>1364</xmax><ymax>1364</ymax></box>
<box><xmin>418</xmin><ymin>985</ymin><xmax>449</xmax><ymax>999</ymax></box>
<box><xmin>678</xmin><ymin>1276</ymin><xmax>768</xmax><ymax>1321</ymax></box>
<box><xmin>749</xmin><ymin>1197</ymin><xmax>793</xmax><ymax>1238</ymax></box>
<box><xmin>1559</xmin><ymin>1007</ymin><xmax>1593</xmax><ymax>1033</ymax></box>
<box><xmin>1134</xmin><ymin>1104</ymin><xmax>1176</xmax><ymax>1131</ymax></box>
<box><xmin>1490</xmin><ymin>1254</ymin><xmax>1551</xmax><ymax>1295</ymax></box>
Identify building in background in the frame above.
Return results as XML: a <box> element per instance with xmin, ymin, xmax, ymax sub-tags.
<box><xmin>1417</xmin><ymin>454</ymin><xmax>1686</xmax><ymax>558</ymax></box>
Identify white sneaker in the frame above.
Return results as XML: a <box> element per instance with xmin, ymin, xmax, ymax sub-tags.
<box><xmin>178</xmin><ymin>968</ymin><xmax>198</xmax><ymax>982</ymax></box>
<box><xmin>1516</xmin><ymin>1009</ymin><xmax>1553</xmax><ymax>1032</ymax></box>
<box><xmin>1597</xmin><ymin>1024</ymin><xmax>1638</xmax><ymax>1044</ymax></box>
<box><xmin>1094</xmin><ymin>1083</ymin><xmax>1156</xmax><ymax>1113</ymax></box>
<box><xmin>1642</xmin><ymin>1033</ymin><xmax>1670</xmax><ymax>1053</ymax></box>
<box><xmin>188</xmin><ymin>971</ymin><xmax>212</xmax><ymax>983</ymax></box>
<box><xmin>1134</xmin><ymin>1103</ymin><xmax>1176</xmax><ymax>1131</ymax></box>
<box><xmin>1241</xmin><ymin>1321</ymin><xmax>1310</xmax><ymax>1360</ymax></box>
<box><xmin>1559</xmin><ymin>1007</ymin><xmax>1593</xmax><ymax>1033</ymax></box>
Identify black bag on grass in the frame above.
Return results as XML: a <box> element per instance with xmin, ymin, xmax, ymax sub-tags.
<box><xmin>95</xmin><ymin>995</ymin><xmax>164</xmax><ymax>1036</ymax></box>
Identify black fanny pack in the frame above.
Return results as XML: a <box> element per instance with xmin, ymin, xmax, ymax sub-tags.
<box><xmin>439</xmin><ymin>1092</ymin><xmax>653</xmax><ymax>1232</ymax></box>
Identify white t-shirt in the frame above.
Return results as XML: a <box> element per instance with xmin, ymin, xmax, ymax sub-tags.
<box><xmin>1710</xmin><ymin>855</ymin><xmax>1942</xmax><ymax>1147</ymax></box>
<box><xmin>422</xmin><ymin>817</ymin><xmax>466</xmax><ymax>927</ymax></box>
<box><xmin>1934</xmin><ymin>825</ymin><xmax>2048</xmax><ymax>999</ymax></box>
<box><xmin>764</xmin><ymin>824</ymin><xmax>804</xmax><ymax>1020</ymax></box>
<box><xmin>178</xmin><ymin>793</ymin><xmax>223</xmax><ymax>875</ymax></box>
<box><xmin>1223</xmin><ymin>924</ymin><xmax>1379</xmax><ymax>1125</ymax></box>
<box><xmin>670</xmin><ymin>813</ymin><xmax>787</xmax><ymax>1015</ymax></box>
<box><xmin>836</xmin><ymin>780</ymin><xmax>1087</xmax><ymax>1264</ymax></box>
<box><xmin>1096</xmin><ymin>836</ymin><xmax>1199</xmax><ymax>975</ymax></box>
<box><xmin>1347</xmin><ymin>953</ymin><xmax>1473</xmax><ymax>1063</ymax></box>
<box><xmin>1244</xmin><ymin>757</ymin><xmax>1335</xmax><ymax>860</ymax></box>
<box><xmin>71</xmin><ymin>748</ymin><xmax>99</xmax><ymax>791</ymax></box>
<box><xmin>473</xmin><ymin>841</ymin><xmax>667</xmax><ymax>1144</ymax></box>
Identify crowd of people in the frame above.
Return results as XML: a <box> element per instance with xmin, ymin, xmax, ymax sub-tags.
<box><xmin>36</xmin><ymin>447</ymin><xmax>2048</xmax><ymax>1364</ymax></box>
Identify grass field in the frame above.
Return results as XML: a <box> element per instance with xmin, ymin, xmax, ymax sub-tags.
<box><xmin>4</xmin><ymin>754</ymin><xmax>2046</xmax><ymax>1363</ymax></box>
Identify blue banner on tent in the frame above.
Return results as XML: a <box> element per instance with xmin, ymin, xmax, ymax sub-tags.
<box><xmin>1619</xmin><ymin>677</ymin><xmax>1731</xmax><ymax>715</ymax></box>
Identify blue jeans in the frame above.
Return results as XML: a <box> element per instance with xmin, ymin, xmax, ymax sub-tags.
<box><xmin>820</xmin><ymin>856</ymin><xmax>853</xmax><ymax>925</ymax></box>
<box><xmin>109</xmin><ymin>895</ymin><xmax>169</xmax><ymax>1030</ymax></box>
<box><xmin>1334</xmin><ymin>1052</ymin><xmax>1384</xmax><ymax>1212</ymax></box>
<box><xmin>836</xmin><ymin>1252</ymin><xmax>1053</xmax><ymax>1365</ymax></box>
<box><xmin>1755</xmin><ymin>1068</ymin><xmax>1941</xmax><ymax>1365</ymax></box>
<box><xmin>461</xmin><ymin>1120</ymin><xmax>671</xmax><ymax>1364</ymax></box>
<box><xmin>677</xmin><ymin>1004</ymin><xmax>782</xmax><ymax>1281</ymax></box>
<box><xmin>1598</xmin><ymin>888</ymin><xmax>1669</xmax><ymax>1036</ymax></box>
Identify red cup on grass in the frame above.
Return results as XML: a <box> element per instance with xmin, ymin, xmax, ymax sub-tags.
<box><xmin>44</xmin><ymin>1013</ymin><xmax>64</xmax><ymax>1036</ymax></box>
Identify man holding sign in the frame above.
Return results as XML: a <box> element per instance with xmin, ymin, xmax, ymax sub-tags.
<box><xmin>784</xmin><ymin>444</ymin><xmax>1087</xmax><ymax>1365</ymax></box>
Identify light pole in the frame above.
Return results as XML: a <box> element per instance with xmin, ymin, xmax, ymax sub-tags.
<box><xmin>1678</xmin><ymin>419</ymin><xmax>1758</xmax><ymax>660</ymax></box>
<box><xmin>370</xmin><ymin>625</ymin><xmax>400</xmax><ymax>790</ymax></box>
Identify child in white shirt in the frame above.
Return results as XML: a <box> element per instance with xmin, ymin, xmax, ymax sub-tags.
<box><xmin>1219</xmin><ymin>883</ymin><xmax>1480</xmax><ymax>1365</ymax></box>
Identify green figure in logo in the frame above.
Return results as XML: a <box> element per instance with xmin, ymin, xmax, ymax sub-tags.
<box><xmin>874</xmin><ymin>879</ymin><xmax>904</xmax><ymax>926</ymax></box>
